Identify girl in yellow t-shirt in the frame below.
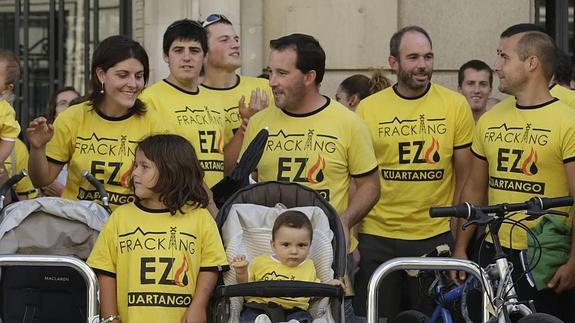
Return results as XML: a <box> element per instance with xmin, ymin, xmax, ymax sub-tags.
<box><xmin>87</xmin><ymin>134</ymin><xmax>228</xmax><ymax>323</ymax></box>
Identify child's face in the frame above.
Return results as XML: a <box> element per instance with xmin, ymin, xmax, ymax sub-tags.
<box><xmin>271</xmin><ymin>226</ymin><xmax>312</xmax><ymax>267</ymax></box>
<box><xmin>132</xmin><ymin>149</ymin><xmax>160</xmax><ymax>202</ymax></box>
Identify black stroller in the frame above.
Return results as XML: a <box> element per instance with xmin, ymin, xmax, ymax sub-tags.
<box><xmin>212</xmin><ymin>181</ymin><xmax>346</xmax><ymax>323</ymax></box>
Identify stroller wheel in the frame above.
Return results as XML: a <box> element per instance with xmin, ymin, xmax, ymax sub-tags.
<box><xmin>391</xmin><ymin>310</ymin><xmax>429</xmax><ymax>323</ymax></box>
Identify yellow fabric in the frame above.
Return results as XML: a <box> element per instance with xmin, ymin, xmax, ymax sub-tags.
<box><xmin>240</xmin><ymin>98</ymin><xmax>378</xmax><ymax>251</ymax></box>
<box><xmin>246</xmin><ymin>254</ymin><xmax>318</xmax><ymax>310</ymax></box>
<box><xmin>0</xmin><ymin>99</ymin><xmax>20</xmax><ymax>142</ymax></box>
<box><xmin>356</xmin><ymin>84</ymin><xmax>474</xmax><ymax>239</ymax></box>
<box><xmin>87</xmin><ymin>202</ymin><xmax>228</xmax><ymax>323</ymax></box>
<box><xmin>472</xmin><ymin>98</ymin><xmax>575</xmax><ymax>249</ymax></box>
<box><xmin>200</xmin><ymin>76</ymin><xmax>274</xmax><ymax>144</ymax></box>
<box><xmin>46</xmin><ymin>102</ymin><xmax>171</xmax><ymax>211</ymax></box>
<box><xmin>4</xmin><ymin>139</ymin><xmax>37</xmax><ymax>198</ymax></box>
<box><xmin>140</xmin><ymin>80</ymin><xmax>225</xmax><ymax>187</ymax></box>
<box><xmin>550</xmin><ymin>84</ymin><xmax>575</xmax><ymax>108</ymax></box>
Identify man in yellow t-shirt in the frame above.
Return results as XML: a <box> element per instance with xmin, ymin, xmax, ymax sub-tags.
<box><xmin>140</xmin><ymin>20</ymin><xmax>225</xmax><ymax>188</ymax></box>
<box><xmin>354</xmin><ymin>26</ymin><xmax>475</xmax><ymax>320</ymax></box>
<box><xmin>200</xmin><ymin>14</ymin><xmax>273</xmax><ymax>175</ymax></box>
<box><xmin>455</xmin><ymin>24</ymin><xmax>575</xmax><ymax>322</ymax></box>
<box><xmin>239</xmin><ymin>34</ymin><xmax>380</xmax><ymax>323</ymax></box>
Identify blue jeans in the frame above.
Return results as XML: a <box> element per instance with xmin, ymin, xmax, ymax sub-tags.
<box><xmin>240</xmin><ymin>306</ymin><xmax>313</xmax><ymax>323</ymax></box>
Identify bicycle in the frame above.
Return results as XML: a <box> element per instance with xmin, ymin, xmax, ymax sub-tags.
<box><xmin>423</xmin><ymin>196</ymin><xmax>571</xmax><ymax>323</ymax></box>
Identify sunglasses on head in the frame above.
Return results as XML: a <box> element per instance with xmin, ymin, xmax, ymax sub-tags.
<box><xmin>167</xmin><ymin>19</ymin><xmax>202</xmax><ymax>30</ymax></box>
<box><xmin>202</xmin><ymin>14</ymin><xmax>231</xmax><ymax>28</ymax></box>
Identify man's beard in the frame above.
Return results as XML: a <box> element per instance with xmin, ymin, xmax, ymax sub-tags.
<box><xmin>398</xmin><ymin>67</ymin><xmax>432</xmax><ymax>91</ymax></box>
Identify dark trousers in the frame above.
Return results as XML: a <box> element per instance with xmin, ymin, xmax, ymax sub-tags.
<box><xmin>353</xmin><ymin>232</ymin><xmax>453</xmax><ymax>319</ymax></box>
<box><xmin>473</xmin><ymin>242</ymin><xmax>575</xmax><ymax>322</ymax></box>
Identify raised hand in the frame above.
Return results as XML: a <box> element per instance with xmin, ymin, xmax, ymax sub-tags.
<box><xmin>27</xmin><ymin>117</ymin><xmax>54</xmax><ymax>149</ymax></box>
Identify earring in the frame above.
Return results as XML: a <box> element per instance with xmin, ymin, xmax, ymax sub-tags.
<box><xmin>100</xmin><ymin>82</ymin><xmax>105</xmax><ymax>94</ymax></box>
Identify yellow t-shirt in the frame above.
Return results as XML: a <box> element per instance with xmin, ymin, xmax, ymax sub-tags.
<box><xmin>550</xmin><ymin>83</ymin><xmax>575</xmax><ymax>108</ymax></box>
<box><xmin>4</xmin><ymin>139</ymin><xmax>38</xmax><ymax>198</ymax></box>
<box><xmin>241</xmin><ymin>97</ymin><xmax>377</xmax><ymax>217</ymax></box>
<box><xmin>87</xmin><ymin>201</ymin><xmax>229</xmax><ymax>323</ymax></box>
<box><xmin>472</xmin><ymin>98</ymin><xmax>575</xmax><ymax>249</ymax></box>
<box><xmin>247</xmin><ymin>254</ymin><xmax>318</xmax><ymax>310</ymax></box>
<box><xmin>140</xmin><ymin>80</ymin><xmax>225</xmax><ymax>187</ymax></box>
<box><xmin>46</xmin><ymin>102</ymin><xmax>171</xmax><ymax>210</ymax></box>
<box><xmin>0</xmin><ymin>99</ymin><xmax>21</xmax><ymax>141</ymax></box>
<box><xmin>356</xmin><ymin>83</ymin><xmax>475</xmax><ymax>240</ymax></box>
<box><xmin>200</xmin><ymin>75</ymin><xmax>274</xmax><ymax>144</ymax></box>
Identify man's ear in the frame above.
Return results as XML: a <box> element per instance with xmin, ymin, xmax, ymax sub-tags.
<box><xmin>349</xmin><ymin>94</ymin><xmax>361</xmax><ymax>108</ymax></box>
<box><xmin>163</xmin><ymin>52</ymin><xmax>169</xmax><ymax>64</ymax></box>
<box><xmin>388</xmin><ymin>55</ymin><xmax>399</xmax><ymax>73</ymax></box>
<box><xmin>304</xmin><ymin>70</ymin><xmax>317</xmax><ymax>87</ymax></box>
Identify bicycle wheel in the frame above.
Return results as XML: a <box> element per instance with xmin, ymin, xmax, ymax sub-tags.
<box><xmin>516</xmin><ymin>313</ymin><xmax>563</xmax><ymax>322</ymax></box>
<box><xmin>391</xmin><ymin>310</ymin><xmax>430</xmax><ymax>323</ymax></box>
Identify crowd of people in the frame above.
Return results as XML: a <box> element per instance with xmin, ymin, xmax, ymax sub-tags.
<box><xmin>1</xmin><ymin>15</ymin><xmax>575</xmax><ymax>323</ymax></box>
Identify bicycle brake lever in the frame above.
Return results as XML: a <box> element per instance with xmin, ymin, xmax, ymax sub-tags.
<box><xmin>463</xmin><ymin>215</ymin><xmax>493</xmax><ymax>230</ymax></box>
<box><xmin>545</xmin><ymin>209</ymin><xmax>569</xmax><ymax>217</ymax></box>
<box><xmin>525</xmin><ymin>209</ymin><xmax>569</xmax><ymax>220</ymax></box>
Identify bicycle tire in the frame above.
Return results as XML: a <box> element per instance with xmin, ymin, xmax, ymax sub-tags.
<box><xmin>516</xmin><ymin>313</ymin><xmax>563</xmax><ymax>322</ymax></box>
<box><xmin>391</xmin><ymin>310</ymin><xmax>430</xmax><ymax>323</ymax></box>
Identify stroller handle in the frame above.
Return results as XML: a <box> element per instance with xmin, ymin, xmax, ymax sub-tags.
<box><xmin>214</xmin><ymin>281</ymin><xmax>344</xmax><ymax>299</ymax></box>
<box><xmin>82</xmin><ymin>170</ymin><xmax>110</xmax><ymax>210</ymax></box>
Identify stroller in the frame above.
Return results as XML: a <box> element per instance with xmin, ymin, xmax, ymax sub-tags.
<box><xmin>0</xmin><ymin>172</ymin><xmax>110</xmax><ymax>323</ymax></box>
<box><xmin>213</xmin><ymin>181</ymin><xmax>346</xmax><ymax>323</ymax></box>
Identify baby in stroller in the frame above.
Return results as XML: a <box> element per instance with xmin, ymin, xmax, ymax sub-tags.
<box><xmin>214</xmin><ymin>181</ymin><xmax>347</xmax><ymax>323</ymax></box>
<box><xmin>232</xmin><ymin>210</ymin><xmax>343</xmax><ymax>323</ymax></box>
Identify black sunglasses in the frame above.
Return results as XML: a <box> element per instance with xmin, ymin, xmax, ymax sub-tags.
<box><xmin>167</xmin><ymin>19</ymin><xmax>202</xmax><ymax>30</ymax></box>
<box><xmin>202</xmin><ymin>14</ymin><xmax>231</xmax><ymax>28</ymax></box>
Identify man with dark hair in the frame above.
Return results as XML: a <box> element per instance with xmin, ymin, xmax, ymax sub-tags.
<box><xmin>354</xmin><ymin>25</ymin><xmax>475</xmax><ymax>321</ymax></box>
<box><xmin>454</xmin><ymin>23</ymin><xmax>575</xmax><ymax>322</ymax></box>
<box><xmin>457</xmin><ymin>59</ymin><xmax>493</xmax><ymax>121</ymax></box>
<box><xmin>140</xmin><ymin>20</ymin><xmax>226</xmax><ymax>188</ymax></box>
<box><xmin>200</xmin><ymin>14</ymin><xmax>272</xmax><ymax>175</ymax></box>
<box><xmin>239</xmin><ymin>33</ymin><xmax>381</xmax><ymax>322</ymax></box>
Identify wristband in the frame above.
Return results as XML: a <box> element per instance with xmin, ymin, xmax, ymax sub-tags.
<box><xmin>100</xmin><ymin>314</ymin><xmax>120</xmax><ymax>323</ymax></box>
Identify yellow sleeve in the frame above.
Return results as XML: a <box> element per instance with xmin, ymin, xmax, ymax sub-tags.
<box><xmin>471</xmin><ymin>118</ymin><xmax>486</xmax><ymax>159</ymax></box>
<box><xmin>454</xmin><ymin>98</ymin><xmax>474</xmax><ymax>148</ymax></box>
<box><xmin>347</xmin><ymin>116</ymin><xmax>378</xmax><ymax>176</ymax></box>
<box><xmin>87</xmin><ymin>211</ymin><xmax>119</xmax><ymax>275</ymax></box>
<box><xmin>199</xmin><ymin>210</ymin><xmax>229</xmax><ymax>271</ymax></box>
<box><xmin>0</xmin><ymin>100</ymin><xmax>20</xmax><ymax>140</ymax></box>
<box><xmin>46</xmin><ymin>106</ymin><xmax>77</xmax><ymax>163</ymax></box>
<box><xmin>561</xmin><ymin>115</ymin><xmax>575</xmax><ymax>161</ymax></box>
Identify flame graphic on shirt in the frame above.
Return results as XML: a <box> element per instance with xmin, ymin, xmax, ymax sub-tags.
<box><xmin>307</xmin><ymin>154</ymin><xmax>326</xmax><ymax>184</ymax></box>
<box><xmin>217</xmin><ymin>128</ymin><xmax>224</xmax><ymax>154</ymax></box>
<box><xmin>521</xmin><ymin>148</ymin><xmax>538</xmax><ymax>176</ymax></box>
<box><xmin>120</xmin><ymin>168</ymin><xmax>132</xmax><ymax>188</ymax></box>
<box><xmin>174</xmin><ymin>254</ymin><xmax>189</xmax><ymax>287</ymax></box>
<box><xmin>424</xmin><ymin>138</ymin><xmax>440</xmax><ymax>164</ymax></box>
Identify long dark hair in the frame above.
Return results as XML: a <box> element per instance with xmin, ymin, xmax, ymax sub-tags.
<box><xmin>88</xmin><ymin>35</ymin><xmax>149</xmax><ymax>115</ymax></box>
<box><xmin>132</xmin><ymin>134</ymin><xmax>208</xmax><ymax>214</ymax></box>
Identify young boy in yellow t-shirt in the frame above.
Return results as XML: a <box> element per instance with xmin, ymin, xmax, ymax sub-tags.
<box><xmin>233</xmin><ymin>210</ymin><xmax>342</xmax><ymax>323</ymax></box>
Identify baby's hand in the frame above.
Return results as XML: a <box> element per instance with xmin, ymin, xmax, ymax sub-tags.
<box><xmin>324</xmin><ymin>279</ymin><xmax>346</xmax><ymax>289</ymax></box>
<box><xmin>232</xmin><ymin>255</ymin><xmax>249</xmax><ymax>269</ymax></box>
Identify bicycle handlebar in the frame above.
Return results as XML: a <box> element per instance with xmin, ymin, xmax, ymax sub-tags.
<box><xmin>429</xmin><ymin>196</ymin><xmax>573</xmax><ymax>220</ymax></box>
